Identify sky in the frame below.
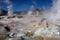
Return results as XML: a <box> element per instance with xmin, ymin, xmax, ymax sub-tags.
<box><xmin>0</xmin><ymin>0</ymin><xmax>53</xmax><ymax>11</ymax></box>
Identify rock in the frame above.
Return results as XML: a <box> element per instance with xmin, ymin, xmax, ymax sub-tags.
<box><xmin>44</xmin><ymin>37</ymin><xmax>60</xmax><ymax>40</ymax></box>
<box><xmin>12</xmin><ymin>38</ymin><xmax>21</xmax><ymax>40</ymax></box>
<box><xmin>24</xmin><ymin>31</ymin><xmax>33</xmax><ymax>36</ymax></box>
<box><xmin>0</xmin><ymin>27</ymin><xmax>6</xmax><ymax>34</ymax></box>
<box><xmin>33</xmin><ymin>36</ymin><xmax>44</xmax><ymax>40</ymax></box>
<box><xmin>0</xmin><ymin>34</ymin><xmax>7</xmax><ymax>40</ymax></box>
<box><xmin>8</xmin><ymin>38</ymin><xmax>21</xmax><ymax>40</ymax></box>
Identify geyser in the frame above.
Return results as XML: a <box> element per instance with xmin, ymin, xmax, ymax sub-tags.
<box><xmin>27</xmin><ymin>5</ymin><xmax>34</xmax><ymax>15</ymax></box>
<box><xmin>52</xmin><ymin>0</ymin><xmax>60</xmax><ymax>25</ymax></box>
<box><xmin>34</xmin><ymin>0</ymin><xmax>60</xmax><ymax>37</ymax></box>
<box><xmin>43</xmin><ymin>0</ymin><xmax>60</xmax><ymax>25</ymax></box>
<box><xmin>5</xmin><ymin>0</ymin><xmax>13</xmax><ymax>16</ymax></box>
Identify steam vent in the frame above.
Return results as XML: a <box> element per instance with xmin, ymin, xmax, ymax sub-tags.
<box><xmin>0</xmin><ymin>0</ymin><xmax>60</xmax><ymax>40</ymax></box>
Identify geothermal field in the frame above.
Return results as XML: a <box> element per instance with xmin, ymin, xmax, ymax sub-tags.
<box><xmin>0</xmin><ymin>0</ymin><xmax>60</xmax><ymax>40</ymax></box>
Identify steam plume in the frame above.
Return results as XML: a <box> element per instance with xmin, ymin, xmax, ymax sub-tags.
<box><xmin>5</xmin><ymin>0</ymin><xmax>13</xmax><ymax>16</ymax></box>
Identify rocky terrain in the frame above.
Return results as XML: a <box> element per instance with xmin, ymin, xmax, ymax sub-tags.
<box><xmin>0</xmin><ymin>15</ymin><xmax>60</xmax><ymax>40</ymax></box>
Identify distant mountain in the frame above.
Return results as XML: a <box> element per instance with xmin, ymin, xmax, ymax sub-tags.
<box><xmin>0</xmin><ymin>9</ymin><xmax>21</xmax><ymax>16</ymax></box>
<box><xmin>0</xmin><ymin>9</ymin><xmax>7</xmax><ymax>16</ymax></box>
<box><xmin>0</xmin><ymin>8</ymin><xmax>45</xmax><ymax>16</ymax></box>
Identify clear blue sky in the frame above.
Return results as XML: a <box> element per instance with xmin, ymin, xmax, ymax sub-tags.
<box><xmin>0</xmin><ymin>0</ymin><xmax>53</xmax><ymax>11</ymax></box>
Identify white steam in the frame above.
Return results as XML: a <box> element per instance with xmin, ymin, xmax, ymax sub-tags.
<box><xmin>5</xmin><ymin>0</ymin><xmax>13</xmax><ymax>16</ymax></box>
<box><xmin>43</xmin><ymin>0</ymin><xmax>60</xmax><ymax>25</ymax></box>
<box><xmin>34</xmin><ymin>0</ymin><xmax>60</xmax><ymax>36</ymax></box>
<box><xmin>27</xmin><ymin>5</ymin><xmax>34</xmax><ymax>15</ymax></box>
